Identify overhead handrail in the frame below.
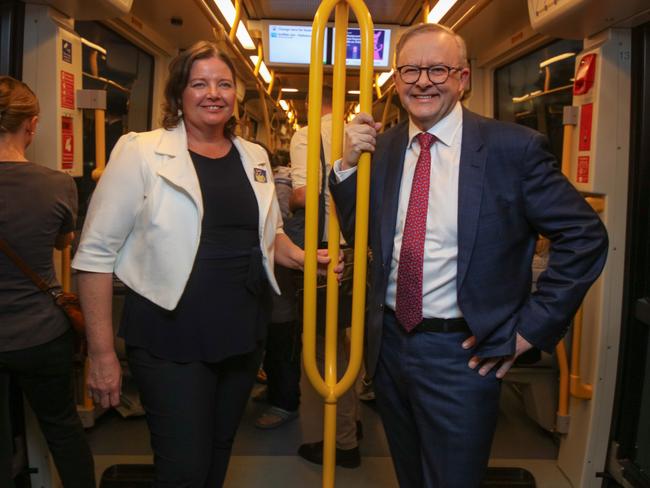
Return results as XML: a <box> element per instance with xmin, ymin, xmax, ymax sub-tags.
<box><xmin>450</xmin><ymin>0</ymin><xmax>493</xmax><ymax>31</ymax></box>
<box><xmin>302</xmin><ymin>0</ymin><xmax>373</xmax><ymax>486</ymax></box>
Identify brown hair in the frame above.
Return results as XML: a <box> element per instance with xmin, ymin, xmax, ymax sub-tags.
<box><xmin>395</xmin><ymin>23</ymin><xmax>468</xmax><ymax>68</ymax></box>
<box><xmin>0</xmin><ymin>76</ymin><xmax>39</xmax><ymax>134</ymax></box>
<box><xmin>161</xmin><ymin>40</ymin><xmax>238</xmax><ymax>137</ymax></box>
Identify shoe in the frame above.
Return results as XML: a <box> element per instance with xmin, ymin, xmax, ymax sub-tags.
<box><xmin>251</xmin><ymin>387</ymin><xmax>268</xmax><ymax>403</ymax></box>
<box><xmin>298</xmin><ymin>440</ymin><xmax>361</xmax><ymax>468</ymax></box>
<box><xmin>255</xmin><ymin>406</ymin><xmax>298</xmax><ymax>429</ymax></box>
<box><xmin>358</xmin><ymin>378</ymin><xmax>375</xmax><ymax>402</ymax></box>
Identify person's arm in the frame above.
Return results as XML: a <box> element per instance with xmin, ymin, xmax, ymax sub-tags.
<box><xmin>327</xmin><ymin>113</ymin><xmax>382</xmax><ymax>246</ymax></box>
<box><xmin>289</xmin><ymin>127</ymin><xmax>308</xmax><ymax>211</ymax></box>
<box><xmin>77</xmin><ymin>271</ymin><xmax>122</xmax><ymax>407</ymax></box>
<box><xmin>72</xmin><ymin>133</ymin><xmax>146</xmax><ymax>405</ymax></box>
<box><xmin>274</xmin><ymin>232</ymin><xmax>342</xmax><ymax>275</ymax></box>
<box><xmin>464</xmin><ymin>131</ymin><xmax>608</xmax><ymax>379</ymax></box>
<box><xmin>289</xmin><ymin>186</ymin><xmax>306</xmax><ymax>211</ymax></box>
<box><xmin>54</xmin><ymin>232</ymin><xmax>74</xmax><ymax>250</ymax></box>
<box><xmin>55</xmin><ymin>175</ymin><xmax>78</xmax><ymax>251</ymax></box>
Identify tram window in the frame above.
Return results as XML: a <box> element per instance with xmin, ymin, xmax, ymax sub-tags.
<box><xmin>494</xmin><ymin>39</ymin><xmax>582</xmax><ymax>162</ymax></box>
<box><xmin>72</xmin><ymin>21</ymin><xmax>154</xmax><ymax>224</ymax></box>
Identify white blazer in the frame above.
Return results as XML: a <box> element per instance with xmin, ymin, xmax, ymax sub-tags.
<box><xmin>72</xmin><ymin>122</ymin><xmax>283</xmax><ymax>310</ymax></box>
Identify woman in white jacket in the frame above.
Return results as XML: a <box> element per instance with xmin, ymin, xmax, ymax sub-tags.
<box><xmin>73</xmin><ymin>41</ymin><xmax>335</xmax><ymax>487</ymax></box>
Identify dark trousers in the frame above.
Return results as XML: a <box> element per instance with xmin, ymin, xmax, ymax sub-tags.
<box><xmin>127</xmin><ymin>344</ymin><xmax>263</xmax><ymax>488</ymax></box>
<box><xmin>264</xmin><ymin>320</ymin><xmax>301</xmax><ymax>411</ymax></box>
<box><xmin>374</xmin><ymin>312</ymin><xmax>501</xmax><ymax>488</ymax></box>
<box><xmin>0</xmin><ymin>329</ymin><xmax>95</xmax><ymax>488</ymax></box>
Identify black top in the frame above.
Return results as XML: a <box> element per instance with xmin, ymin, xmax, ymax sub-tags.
<box><xmin>0</xmin><ymin>162</ymin><xmax>77</xmax><ymax>352</ymax></box>
<box><xmin>120</xmin><ymin>146</ymin><xmax>271</xmax><ymax>362</ymax></box>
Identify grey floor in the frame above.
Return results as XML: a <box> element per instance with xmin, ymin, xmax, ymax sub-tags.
<box><xmin>87</xmin><ymin>367</ymin><xmax>564</xmax><ymax>486</ymax></box>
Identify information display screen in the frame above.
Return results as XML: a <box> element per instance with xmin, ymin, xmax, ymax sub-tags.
<box><xmin>264</xmin><ymin>21</ymin><xmax>395</xmax><ymax>69</ymax></box>
<box><xmin>332</xmin><ymin>28</ymin><xmax>392</xmax><ymax>67</ymax></box>
<box><xmin>268</xmin><ymin>24</ymin><xmax>327</xmax><ymax>65</ymax></box>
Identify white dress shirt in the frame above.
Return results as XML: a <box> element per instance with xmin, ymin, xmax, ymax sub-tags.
<box><xmin>290</xmin><ymin>113</ymin><xmax>333</xmax><ymax>242</ymax></box>
<box><xmin>335</xmin><ymin>101</ymin><xmax>464</xmax><ymax>318</ymax></box>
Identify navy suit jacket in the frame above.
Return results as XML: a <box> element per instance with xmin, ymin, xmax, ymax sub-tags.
<box><xmin>330</xmin><ymin>108</ymin><xmax>608</xmax><ymax>377</ymax></box>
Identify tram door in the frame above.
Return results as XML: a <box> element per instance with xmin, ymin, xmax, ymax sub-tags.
<box><xmin>607</xmin><ymin>20</ymin><xmax>650</xmax><ymax>488</ymax></box>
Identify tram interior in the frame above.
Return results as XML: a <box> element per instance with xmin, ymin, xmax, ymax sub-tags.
<box><xmin>4</xmin><ymin>0</ymin><xmax>650</xmax><ymax>486</ymax></box>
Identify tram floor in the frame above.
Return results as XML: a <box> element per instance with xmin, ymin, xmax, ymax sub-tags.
<box><xmin>86</xmin><ymin>369</ymin><xmax>569</xmax><ymax>487</ymax></box>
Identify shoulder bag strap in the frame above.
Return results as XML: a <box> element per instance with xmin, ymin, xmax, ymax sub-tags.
<box><xmin>0</xmin><ymin>238</ymin><xmax>53</xmax><ymax>293</ymax></box>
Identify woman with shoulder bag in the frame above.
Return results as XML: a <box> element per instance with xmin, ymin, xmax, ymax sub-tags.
<box><xmin>0</xmin><ymin>76</ymin><xmax>95</xmax><ymax>488</ymax></box>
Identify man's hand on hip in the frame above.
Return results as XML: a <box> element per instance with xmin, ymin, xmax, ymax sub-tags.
<box><xmin>462</xmin><ymin>333</ymin><xmax>534</xmax><ymax>379</ymax></box>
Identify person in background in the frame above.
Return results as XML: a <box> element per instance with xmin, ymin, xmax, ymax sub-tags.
<box><xmin>331</xmin><ymin>23</ymin><xmax>608</xmax><ymax>487</ymax></box>
<box><xmin>0</xmin><ymin>76</ymin><xmax>95</xmax><ymax>488</ymax></box>
<box><xmin>290</xmin><ymin>86</ymin><xmax>363</xmax><ymax>469</ymax></box>
<box><xmin>72</xmin><ymin>41</ymin><xmax>339</xmax><ymax>488</ymax></box>
<box><xmin>254</xmin><ymin>150</ymin><xmax>302</xmax><ymax>429</ymax></box>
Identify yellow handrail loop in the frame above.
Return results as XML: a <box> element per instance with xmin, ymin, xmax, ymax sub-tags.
<box><xmin>302</xmin><ymin>0</ymin><xmax>373</xmax><ymax>486</ymax></box>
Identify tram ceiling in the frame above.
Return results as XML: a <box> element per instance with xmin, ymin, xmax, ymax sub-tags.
<box><xmin>126</xmin><ymin>0</ymin><xmax>534</xmax><ymax>123</ymax></box>
<box><xmin>242</xmin><ymin>0</ymin><xmax>421</xmax><ymax>25</ymax></box>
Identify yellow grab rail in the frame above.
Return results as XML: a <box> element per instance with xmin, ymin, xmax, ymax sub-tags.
<box><xmin>302</xmin><ymin>0</ymin><xmax>373</xmax><ymax>486</ymax></box>
<box><xmin>569</xmin><ymin>306</ymin><xmax>593</xmax><ymax>399</ymax></box>
<box><xmin>568</xmin><ymin>195</ymin><xmax>604</xmax><ymax>400</ymax></box>
<box><xmin>555</xmin><ymin>112</ymin><xmax>575</xmax><ymax>422</ymax></box>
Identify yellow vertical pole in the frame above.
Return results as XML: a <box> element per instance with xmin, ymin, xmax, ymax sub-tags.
<box><xmin>91</xmin><ymin>109</ymin><xmax>105</xmax><ymax>182</ymax></box>
<box><xmin>229</xmin><ymin>0</ymin><xmax>241</xmax><ymax>43</ymax></box>
<box><xmin>302</xmin><ymin>0</ymin><xmax>373</xmax><ymax>486</ymax></box>
<box><xmin>380</xmin><ymin>85</ymin><xmax>395</xmax><ymax>133</ymax></box>
<box><xmin>555</xmin><ymin>111</ymin><xmax>575</xmax><ymax>418</ymax></box>
<box><xmin>374</xmin><ymin>73</ymin><xmax>382</xmax><ymax>99</ymax></box>
<box><xmin>267</xmin><ymin>70</ymin><xmax>276</xmax><ymax>95</ymax></box>
<box><xmin>422</xmin><ymin>0</ymin><xmax>430</xmax><ymax>23</ymax></box>
<box><xmin>556</xmin><ymin>339</ymin><xmax>570</xmax><ymax>417</ymax></box>
<box><xmin>254</xmin><ymin>42</ymin><xmax>263</xmax><ymax>76</ymax></box>
<box><xmin>321</xmin><ymin>3</ymin><xmax>349</xmax><ymax>482</ymax></box>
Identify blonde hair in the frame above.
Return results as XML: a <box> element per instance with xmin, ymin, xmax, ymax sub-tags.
<box><xmin>0</xmin><ymin>76</ymin><xmax>39</xmax><ymax>134</ymax></box>
<box><xmin>395</xmin><ymin>23</ymin><xmax>468</xmax><ymax>68</ymax></box>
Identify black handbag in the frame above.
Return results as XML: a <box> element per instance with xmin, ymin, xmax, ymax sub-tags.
<box><xmin>283</xmin><ymin>141</ymin><xmax>327</xmax><ymax>249</ymax></box>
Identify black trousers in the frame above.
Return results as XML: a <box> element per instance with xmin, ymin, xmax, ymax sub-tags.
<box><xmin>264</xmin><ymin>320</ymin><xmax>301</xmax><ymax>411</ymax></box>
<box><xmin>127</xmin><ymin>344</ymin><xmax>264</xmax><ymax>488</ymax></box>
<box><xmin>0</xmin><ymin>329</ymin><xmax>95</xmax><ymax>488</ymax></box>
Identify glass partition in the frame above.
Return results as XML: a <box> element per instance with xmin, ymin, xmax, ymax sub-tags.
<box><xmin>494</xmin><ymin>39</ymin><xmax>583</xmax><ymax>161</ymax></box>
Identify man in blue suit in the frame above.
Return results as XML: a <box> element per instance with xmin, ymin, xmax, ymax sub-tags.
<box><xmin>329</xmin><ymin>23</ymin><xmax>608</xmax><ymax>488</ymax></box>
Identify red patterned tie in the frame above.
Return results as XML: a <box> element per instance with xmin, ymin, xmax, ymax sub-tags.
<box><xmin>395</xmin><ymin>132</ymin><xmax>436</xmax><ymax>332</ymax></box>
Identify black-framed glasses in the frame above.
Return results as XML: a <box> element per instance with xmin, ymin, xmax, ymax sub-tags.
<box><xmin>396</xmin><ymin>64</ymin><xmax>463</xmax><ymax>85</ymax></box>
